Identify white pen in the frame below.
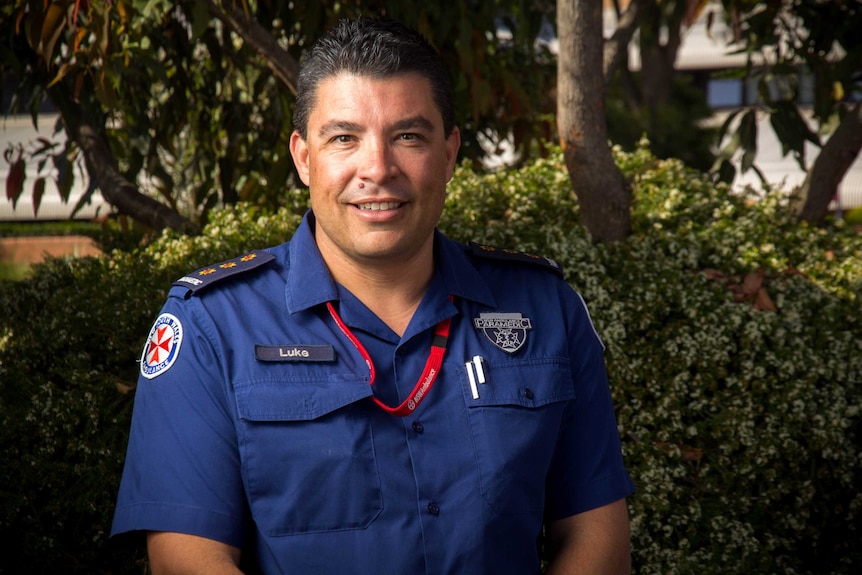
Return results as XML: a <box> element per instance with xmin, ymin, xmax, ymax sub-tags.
<box><xmin>473</xmin><ymin>355</ymin><xmax>486</xmax><ymax>384</ymax></box>
<box><xmin>465</xmin><ymin>361</ymin><xmax>479</xmax><ymax>399</ymax></box>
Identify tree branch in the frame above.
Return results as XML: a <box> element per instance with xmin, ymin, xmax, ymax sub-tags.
<box><xmin>207</xmin><ymin>0</ymin><xmax>300</xmax><ymax>96</ymax></box>
<box><xmin>604</xmin><ymin>0</ymin><xmax>655</xmax><ymax>89</ymax></box>
<box><xmin>75</xmin><ymin>122</ymin><xmax>199</xmax><ymax>234</ymax></box>
<box><xmin>48</xmin><ymin>86</ymin><xmax>198</xmax><ymax>234</ymax></box>
<box><xmin>798</xmin><ymin>102</ymin><xmax>862</xmax><ymax>223</ymax></box>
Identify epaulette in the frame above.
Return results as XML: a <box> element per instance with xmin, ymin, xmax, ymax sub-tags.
<box><xmin>172</xmin><ymin>250</ymin><xmax>275</xmax><ymax>294</ymax></box>
<box><xmin>469</xmin><ymin>242</ymin><xmax>563</xmax><ymax>277</ymax></box>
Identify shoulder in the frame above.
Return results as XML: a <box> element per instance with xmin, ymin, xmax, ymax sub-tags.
<box><xmin>466</xmin><ymin>242</ymin><xmax>563</xmax><ymax>278</ymax></box>
<box><xmin>170</xmin><ymin>249</ymin><xmax>278</xmax><ymax>297</ymax></box>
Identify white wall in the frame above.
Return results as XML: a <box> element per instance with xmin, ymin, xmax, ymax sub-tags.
<box><xmin>0</xmin><ymin>114</ymin><xmax>109</xmax><ymax>221</ymax></box>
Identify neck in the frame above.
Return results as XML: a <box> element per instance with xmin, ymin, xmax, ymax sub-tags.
<box><xmin>320</xmin><ymin>246</ymin><xmax>434</xmax><ymax>337</ymax></box>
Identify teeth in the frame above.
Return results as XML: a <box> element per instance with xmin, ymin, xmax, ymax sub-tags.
<box><xmin>359</xmin><ymin>201</ymin><xmax>400</xmax><ymax>211</ymax></box>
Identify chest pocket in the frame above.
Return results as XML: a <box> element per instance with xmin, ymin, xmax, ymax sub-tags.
<box><xmin>234</xmin><ymin>375</ymin><xmax>381</xmax><ymax>536</ymax></box>
<box><xmin>460</xmin><ymin>357</ymin><xmax>574</xmax><ymax>516</ymax></box>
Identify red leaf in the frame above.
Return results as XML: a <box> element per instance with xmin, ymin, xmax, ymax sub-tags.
<box><xmin>741</xmin><ymin>270</ymin><xmax>764</xmax><ymax>297</ymax></box>
<box><xmin>755</xmin><ymin>287</ymin><xmax>777</xmax><ymax>312</ymax></box>
<box><xmin>6</xmin><ymin>158</ymin><xmax>26</xmax><ymax>208</ymax></box>
<box><xmin>680</xmin><ymin>446</ymin><xmax>704</xmax><ymax>463</ymax></box>
<box><xmin>701</xmin><ymin>268</ymin><xmax>726</xmax><ymax>281</ymax></box>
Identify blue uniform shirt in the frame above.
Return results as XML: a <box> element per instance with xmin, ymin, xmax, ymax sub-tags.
<box><xmin>112</xmin><ymin>213</ymin><xmax>634</xmax><ymax>574</ymax></box>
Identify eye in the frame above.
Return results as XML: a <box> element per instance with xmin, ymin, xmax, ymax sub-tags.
<box><xmin>332</xmin><ymin>135</ymin><xmax>354</xmax><ymax>144</ymax></box>
<box><xmin>398</xmin><ymin>133</ymin><xmax>427</xmax><ymax>144</ymax></box>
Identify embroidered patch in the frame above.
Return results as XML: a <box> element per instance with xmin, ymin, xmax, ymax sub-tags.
<box><xmin>140</xmin><ymin>313</ymin><xmax>184</xmax><ymax>379</ymax></box>
<box><xmin>473</xmin><ymin>312</ymin><xmax>533</xmax><ymax>353</ymax></box>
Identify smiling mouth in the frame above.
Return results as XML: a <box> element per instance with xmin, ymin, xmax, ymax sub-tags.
<box><xmin>357</xmin><ymin>201</ymin><xmax>403</xmax><ymax>211</ymax></box>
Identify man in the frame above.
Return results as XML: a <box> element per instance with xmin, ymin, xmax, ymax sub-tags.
<box><xmin>112</xmin><ymin>17</ymin><xmax>635</xmax><ymax>574</ymax></box>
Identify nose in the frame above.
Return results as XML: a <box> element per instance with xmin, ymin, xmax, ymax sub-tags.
<box><xmin>358</xmin><ymin>138</ymin><xmax>399</xmax><ymax>184</ymax></box>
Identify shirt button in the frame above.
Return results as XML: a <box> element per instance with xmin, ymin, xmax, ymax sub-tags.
<box><xmin>524</xmin><ymin>388</ymin><xmax>534</xmax><ymax>400</ymax></box>
<box><xmin>428</xmin><ymin>502</ymin><xmax>440</xmax><ymax>515</ymax></box>
<box><xmin>412</xmin><ymin>422</ymin><xmax>424</xmax><ymax>434</ymax></box>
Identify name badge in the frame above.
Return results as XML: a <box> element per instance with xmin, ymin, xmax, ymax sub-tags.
<box><xmin>255</xmin><ymin>344</ymin><xmax>336</xmax><ymax>362</ymax></box>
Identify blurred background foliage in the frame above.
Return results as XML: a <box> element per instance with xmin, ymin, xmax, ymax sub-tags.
<box><xmin>1</xmin><ymin>1</ymin><xmax>861</xmax><ymax>572</ymax></box>
<box><xmin>1</xmin><ymin>146</ymin><xmax>860</xmax><ymax>573</ymax></box>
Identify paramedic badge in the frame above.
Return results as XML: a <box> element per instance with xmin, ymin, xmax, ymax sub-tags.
<box><xmin>473</xmin><ymin>312</ymin><xmax>532</xmax><ymax>353</ymax></box>
<box><xmin>140</xmin><ymin>313</ymin><xmax>184</xmax><ymax>379</ymax></box>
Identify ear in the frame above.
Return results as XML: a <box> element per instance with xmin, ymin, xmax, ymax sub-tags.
<box><xmin>444</xmin><ymin>127</ymin><xmax>461</xmax><ymax>182</ymax></box>
<box><xmin>289</xmin><ymin>131</ymin><xmax>312</xmax><ymax>186</ymax></box>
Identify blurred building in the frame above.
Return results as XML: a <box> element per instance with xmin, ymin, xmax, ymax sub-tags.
<box><xmin>604</xmin><ymin>1</ymin><xmax>862</xmax><ymax>210</ymax></box>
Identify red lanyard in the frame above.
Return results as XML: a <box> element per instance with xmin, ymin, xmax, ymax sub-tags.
<box><xmin>326</xmin><ymin>301</ymin><xmax>452</xmax><ymax>416</ymax></box>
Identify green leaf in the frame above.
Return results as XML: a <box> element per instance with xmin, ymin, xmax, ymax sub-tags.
<box><xmin>819</xmin><ymin>110</ymin><xmax>842</xmax><ymax>136</ymax></box>
<box><xmin>32</xmin><ymin>137</ymin><xmax>57</xmax><ymax>156</ymax></box>
<box><xmin>769</xmin><ymin>100</ymin><xmax>819</xmax><ymax>171</ymax></box>
<box><xmin>70</xmin><ymin>184</ymin><xmax>97</xmax><ymax>218</ymax></box>
<box><xmin>25</xmin><ymin>5</ymin><xmax>45</xmax><ymax>52</ymax></box>
<box><xmin>32</xmin><ymin>177</ymin><xmax>46</xmax><ymax>216</ymax></box>
<box><xmin>715</xmin><ymin>158</ymin><xmax>736</xmax><ymax>184</ymax></box>
<box><xmin>716</xmin><ymin>109</ymin><xmax>743</xmax><ymax>143</ymax></box>
<box><xmin>738</xmin><ymin>109</ymin><xmax>758</xmax><ymax>173</ymax></box>
<box><xmin>190</xmin><ymin>0</ymin><xmax>210</xmax><ymax>40</ymax></box>
<box><xmin>52</xmin><ymin>152</ymin><xmax>73</xmax><ymax>203</ymax></box>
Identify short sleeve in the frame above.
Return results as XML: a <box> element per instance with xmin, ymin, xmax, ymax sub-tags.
<box><xmin>111</xmin><ymin>296</ymin><xmax>248</xmax><ymax>547</ymax></box>
<box><xmin>544</xmin><ymin>287</ymin><xmax>635</xmax><ymax>520</ymax></box>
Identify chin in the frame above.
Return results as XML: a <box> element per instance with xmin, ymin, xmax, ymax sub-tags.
<box><xmin>353</xmin><ymin>242</ymin><xmax>419</xmax><ymax>263</ymax></box>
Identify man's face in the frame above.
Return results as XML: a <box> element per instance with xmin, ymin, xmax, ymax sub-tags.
<box><xmin>290</xmin><ymin>72</ymin><xmax>460</xmax><ymax>270</ymax></box>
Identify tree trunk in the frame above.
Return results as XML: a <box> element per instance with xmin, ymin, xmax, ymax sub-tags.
<box><xmin>49</xmin><ymin>87</ymin><xmax>199</xmax><ymax>235</ymax></box>
<box><xmin>798</xmin><ymin>102</ymin><xmax>862</xmax><ymax>223</ymax></box>
<box><xmin>558</xmin><ymin>0</ymin><xmax>631</xmax><ymax>243</ymax></box>
<box><xmin>638</xmin><ymin>0</ymin><xmax>684</xmax><ymax>111</ymax></box>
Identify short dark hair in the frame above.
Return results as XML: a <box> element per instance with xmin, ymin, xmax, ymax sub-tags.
<box><xmin>292</xmin><ymin>18</ymin><xmax>456</xmax><ymax>140</ymax></box>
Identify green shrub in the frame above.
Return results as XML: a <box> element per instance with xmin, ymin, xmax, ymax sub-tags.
<box><xmin>0</xmin><ymin>205</ymin><xmax>303</xmax><ymax>573</ymax></box>
<box><xmin>443</xmin><ymin>146</ymin><xmax>861</xmax><ymax>574</ymax></box>
<box><xmin>0</xmin><ymin>221</ymin><xmax>105</xmax><ymax>239</ymax></box>
<box><xmin>844</xmin><ymin>206</ymin><xmax>862</xmax><ymax>226</ymax></box>
<box><xmin>1</xmin><ymin>148</ymin><xmax>859</xmax><ymax>574</ymax></box>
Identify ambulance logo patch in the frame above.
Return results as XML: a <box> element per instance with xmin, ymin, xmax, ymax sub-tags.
<box><xmin>140</xmin><ymin>313</ymin><xmax>184</xmax><ymax>379</ymax></box>
<box><xmin>473</xmin><ymin>312</ymin><xmax>533</xmax><ymax>353</ymax></box>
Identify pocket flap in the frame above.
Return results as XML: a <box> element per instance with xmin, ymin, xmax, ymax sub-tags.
<box><xmin>235</xmin><ymin>375</ymin><xmax>373</xmax><ymax>421</ymax></box>
<box><xmin>465</xmin><ymin>358</ymin><xmax>574</xmax><ymax>408</ymax></box>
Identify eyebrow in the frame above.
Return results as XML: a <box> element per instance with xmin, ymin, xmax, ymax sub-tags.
<box><xmin>317</xmin><ymin>121</ymin><xmax>362</xmax><ymax>139</ymax></box>
<box><xmin>392</xmin><ymin>116</ymin><xmax>436</xmax><ymax>133</ymax></box>
<box><xmin>316</xmin><ymin>116</ymin><xmax>436</xmax><ymax>139</ymax></box>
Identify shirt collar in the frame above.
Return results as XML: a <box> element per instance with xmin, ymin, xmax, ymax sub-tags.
<box><xmin>285</xmin><ymin>212</ymin><xmax>339</xmax><ymax>313</ymax></box>
<box><xmin>285</xmin><ymin>211</ymin><xmax>496</xmax><ymax>314</ymax></box>
<box><xmin>431</xmin><ymin>229</ymin><xmax>495</xmax><ymax>308</ymax></box>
